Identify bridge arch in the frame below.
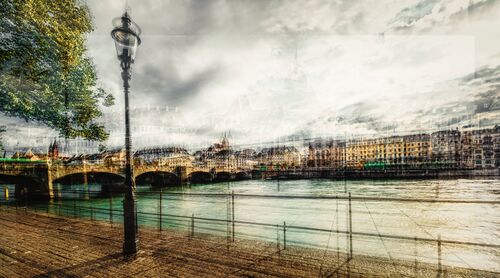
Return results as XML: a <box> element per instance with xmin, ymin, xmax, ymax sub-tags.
<box><xmin>53</xmin><ymin>172</ymin><xmax>125</xmax><ymax>185</ymax></box>
<box><xmin>0</xmin><ymin>174</ymin><xmax>43</xmax><ymax>199</ymax></box>
<box><xmin>135</xmin><ymin>171</ymin><xmax>180</xmax><ymax>187</ymax></box>
<box><xmin>189</xmin><ymin>171</ymin><xmax>213</xmax><ymax>183</ymax></box>
<box><xmin>235</xmin><ymin>172</ymin><xmax>250</xmax><ymax>180</ymax></box>
<box><xmin>214</xmin><ymin>171</ymin><xmax>233</xmax><ymax>181</ymax></box>
<box><xmin>52</xmin><ymin>172</ymin><xmax>125</xmax><ymax>196</ymax></box>
<box><xmin>251</xmin><ymin>169</ymin><xmax>262</xmax><ymax>179</ymax></box>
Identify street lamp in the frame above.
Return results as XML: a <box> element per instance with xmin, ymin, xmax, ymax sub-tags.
<box><xmin>111</xmin><ymin>11</ymin><xmax>141</xmax><ymax>257</ymax></box>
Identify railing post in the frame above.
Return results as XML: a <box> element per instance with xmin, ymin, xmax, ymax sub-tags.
<box><xmin>226</xmin><ymin>192</ymin><xmax>230</xmax><ymax>250</ymax></box>
<box><xmin>414</xmin><ymin>236</ymin><xmax>418</xmax><ymax>276</ymax></box>
<box><xmin>283</xmin><ymin>221</ymin><xmax>286</xmax><ymax>250</ymax></box>
<box><xmin>159</xmin><ymin>189</ymin><xmax>163</xmax><ymax>232</ymax></box>
<box><xmin>277</xmin><ymin>224</ymin><xmax>281</xmax><ymax>259</ymax></box>
<box><xmin>109</xmin><ymin>193</ymin><xmax>113</xmax><ymax>225</ymax></box>
<box><xmin>348</xmin><ymin>192</ymin><xmax>353</xmax><ymax>260</ymax></box>
<box><xmin>437</xmin><ymin>234</ymin><xmax>442</xmax><ymax>277</ymax></box>
<box><xmin>231</xmin><ymin>190</ymin><xmax>235</xmax><ymax>242</ymax></box>
<box><xmin>135</xmin><ymin>205</ymin><xmax>139</xmax><ymax>234</ymax></box>
<box><xmin>191</xmin><ymin>213</ymin><xmax>194</xmax><ymax>238</ymax></box>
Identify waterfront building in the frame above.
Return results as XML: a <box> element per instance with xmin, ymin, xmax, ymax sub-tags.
<box><xmin>134</xmin><ymin>146</ymin><xmax>193</xmax><ymax>167</ymax></box>
<box><xmin>461</xmin><ymin>125</ymin><xmax>499</xmax><ymax>169</ymax></box>
<box><xmin>304</xmin><ymin>127</ymin><xmax>500</xmax><ymax>170</ymax></box>
<box><xmin>430</xmin><ymin>129</ymin><xmax>461</xmax><ymax>168</ymax></box>
<box><xmin>349</xmin><ymin>138</ymin><xmax>372</xmax><ymax>168</ymax></box>
<box><xmin>309</xmin><ymin>134</ymin><xmax>431</xmax><ymax>170</ymax></box>
<box><xmin>234</xmin><ymin>149</ymin><xmax>258</xmax><ymax>169</ymax></box>
<box><xmin>11</xmin><ymin>149</ymin><xmax>46</xmax><ymax>161</ymax></box>
<box><xmin>400</xmin><ymin>134</ymin><xmax>431</xmax><ymax>167</ymax></box>
<box><xmin>495</xmin><ymin>126</ymin><xmax>500</xmax><ymax>168</ymax></box>
<box><xmin>307</xmin><ymin>140</ymin><xmax>345</xmax><ymax>169</ymax></box>
<box><xmin>195</xmin><ymin>133</ymin><xmax>237</xmax><ymax>169</ymax></box>
<box><xmin>257</xmin><ymin>146</ymin><xmax>301</xmax><ymax>170</ymax></box>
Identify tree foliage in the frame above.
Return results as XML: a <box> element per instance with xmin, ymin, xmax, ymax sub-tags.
<box><xmin>0</xmin><ymin>0</ymin><xmax>114</xmax><ymax>141</ymax></box>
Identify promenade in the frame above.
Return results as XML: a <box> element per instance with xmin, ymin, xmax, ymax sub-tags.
<box><xmin>0</xmin><ymin>208</ymin><xmax>497</xmax><ymax>277</ymax></box>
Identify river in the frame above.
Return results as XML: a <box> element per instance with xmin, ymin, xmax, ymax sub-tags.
<box><xmin>1</xmin><ymin>178</ymin><xmax>499</xmax><ymax>272</ymax></box>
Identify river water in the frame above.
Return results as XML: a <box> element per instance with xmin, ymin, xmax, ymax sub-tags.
<box><xmin>1</xmin><ymin>179</ymin><xmax>499</xmax><ymax>272</ymax></box>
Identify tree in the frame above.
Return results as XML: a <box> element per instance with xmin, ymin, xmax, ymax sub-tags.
<box><xmin>0</xmin><ymin>0</ymin><xmax>114</xmax><ymax>141</ymax></box>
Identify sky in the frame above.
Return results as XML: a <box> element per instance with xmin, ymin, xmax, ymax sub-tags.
<box><xmin>1</xmin><ymin>0</ymin><xmax>500</xmax><ymax>152</ymax></box>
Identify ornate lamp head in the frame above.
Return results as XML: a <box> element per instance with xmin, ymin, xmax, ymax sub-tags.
<box><xmin>111</xmin><ymin>12</ymin><xmax>141</xmax><ymax>66</ymax></box>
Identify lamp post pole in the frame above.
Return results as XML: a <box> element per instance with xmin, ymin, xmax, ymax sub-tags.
<box><xmin>111</xmin><ymin>11</ymin><xmax>141</xmax><ymax>257</ymax></box>
<box><xmin>122</xmin><ymin>54</ymin><xmax>137</xmax><ymax>256</ymax></box>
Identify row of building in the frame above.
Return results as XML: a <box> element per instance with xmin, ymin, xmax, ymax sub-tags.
<box><xmin>141</xmin><ymin>134</ymin><xmax>301</xmax><ymax>170</ymax></box>
<box><xmin>5</xmin><ymin>126</ymin><xmax>499</xmax><ymax>170</ymax></box>
<box><xmin>307</xmin><ymin>126</ymin><xmax>500</xmax><ymax>169</ymax></box>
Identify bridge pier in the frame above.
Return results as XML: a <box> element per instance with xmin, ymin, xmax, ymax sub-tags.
<box><xmin>176</xmin><ymin>166</ymin><xmax>189</xmax><ymax>184</ymax></box>
<box><xmin>46</xmin><ymin>167</ymin><xmax>54</xmax><ymax>199</ymax></box>
<box><xmin>14</xmin><ymin>183</ymin><xmax>26</xmax><ymax>199</ymax></box>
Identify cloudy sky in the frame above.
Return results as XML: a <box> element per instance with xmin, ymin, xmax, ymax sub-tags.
<box><xmin>2</xmin><ymin>0</ymin><xmax>500</xmax><ymax>151</ymax></box>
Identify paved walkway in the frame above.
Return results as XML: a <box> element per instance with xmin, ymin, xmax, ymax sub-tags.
<box><xmin>0</xmin><ymin>208</ymin><xmax>497</xmax><ymax>277</ymax></box>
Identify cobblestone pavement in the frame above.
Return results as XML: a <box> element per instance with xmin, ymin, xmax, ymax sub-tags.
<box><xmin>0</xmin><ymin>208</ymin><xmax>497</xmax><ymax>277</ymax></box>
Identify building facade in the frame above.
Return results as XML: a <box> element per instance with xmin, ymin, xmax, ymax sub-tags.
<box><xmin>134</xmin><ymin>146</ymin><xmax>193</xmax><ymax>167</ymax></box>
<box><xmin>257</xmin><ymin>146</ymin><xmax>301</xmax><ymax>169</ymax></box>
<box><xmin>461</xmin><ymin>126</ymin><xmax>500</xmax><ymax>169</ymax></box>
<box><xmin>430</xmin><ymin>129</ymin><xmax>461</xmax><ymax>168</ymax></box>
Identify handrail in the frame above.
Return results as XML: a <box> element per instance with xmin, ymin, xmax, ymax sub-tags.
<box><xmin>13</xmin><ymin>202</ymin><xmax>500</xmax><ymax>250</ymax></box>
<box><xmin>47</xmin><ymin>189</ymin><xmax>500</xmax><ymax>204</ymax></box>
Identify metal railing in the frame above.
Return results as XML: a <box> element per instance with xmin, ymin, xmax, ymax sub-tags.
<box><xmin>1</xmin><ymin>188</ymin><xmax>499</xmax><ymax>273</ymax></box>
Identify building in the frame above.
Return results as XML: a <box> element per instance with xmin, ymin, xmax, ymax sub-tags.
<box><xmin>48</xmin><ymin>139</ymin><xmax>60</xmax><ymax>160</ymax></box>
<box><xmin>195</xmin><ymin>133</ymin><xmax>237</xmax><ymax>169</ymax></box>
<box><xmin>307</xmin><ymin>140</ymin><xmax>345</xmax><ymax>169</ymax></box>
<box><xmin>103</xmin><ymin>148</ymin><xmax>126</xmax><ymax>166</ymax></box>
<box><xmin>11</xmin><ymin>149</ymin><xmax>44</xmax><ymax>161</ymax></box>
<box><xmin>308</xmin><ymin>134</ymin><xmax>431</xmax><ymax>170</ymax></box>
<box><xmin>134</xmin><ymin>146</ymin><xmax>193</xmax><ymax>167</ymax></box>
<box><xmin>461</xmin><ymin>125</ymin><xmax>499</xmax><ymax>169</ymax></box>
<box><xmin>234</xmin><ymin>149</ymin><xmax>258</xmax><ymax>169</ymax></box>
<box><xmin>431</xmin><ymin>129</ymin><xmax>461</xmax><ymax>168</ymax></box>
<box><xmin>257</xmin><ymin>146</ymin><xmax>301</xmax><ymax>169</ymax></box>
<box><xmin>400</xmin><ymin>134</ymin><xmax>431</xmax><ymax>167</ymax></box>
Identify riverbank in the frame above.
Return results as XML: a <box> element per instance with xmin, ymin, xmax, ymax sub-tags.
<box><xmin>257</xmin><ymin>168</ymin><xmax>500</xmax><ymax>181</ymax></box>
<box><xmin>0</xmin><ymin>208</ymin><xmax>497</xmax><ymax>277</ymax></box>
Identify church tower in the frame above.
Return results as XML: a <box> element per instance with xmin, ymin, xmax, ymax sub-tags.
<box><xmin>49</xmin><ymin>139</ymin><xmax>59</xmax><ymax>159</ymax></box>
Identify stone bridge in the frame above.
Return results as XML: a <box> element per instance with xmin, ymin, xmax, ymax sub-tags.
<box><xmin>0</xmin><ymin>162</ymin><xmax>252</xmax><ymax>199</ymax></box>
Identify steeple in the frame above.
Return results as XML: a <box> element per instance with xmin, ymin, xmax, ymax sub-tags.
<box><xmin>49</xmin><ymin>138</ymin><xmax>59</xmax><ymax>159</ymax></box>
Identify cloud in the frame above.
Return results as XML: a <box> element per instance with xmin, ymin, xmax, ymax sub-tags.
<box><xmin>388</xmin><ymin>0</ymin><xmax>441</xmax><ymax>30</ymax></box>
<box><xmin>131</xmin><ymin>63</ymin><xmax>221</xmax><ymax>106</ymax></box>
<box><xmin>2</xmin><ymin>0</ymin><xmax>500</xmax><ymax>152</ymax></box>
<box><xmin>300</xmin><ymin>64</ymin><xmax>500</xmax><ymax>138</ymax></box>
<box><xmin>387</xmin><ymin>0</ymin><xmax>500</xmax><ymax>34</ymax></box>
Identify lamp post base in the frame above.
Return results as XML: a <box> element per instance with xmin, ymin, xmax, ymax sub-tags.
<box><xmin>123</xmin><ymin>194</ymin><xmax>138</xmax><ymax>257</ymax></box>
